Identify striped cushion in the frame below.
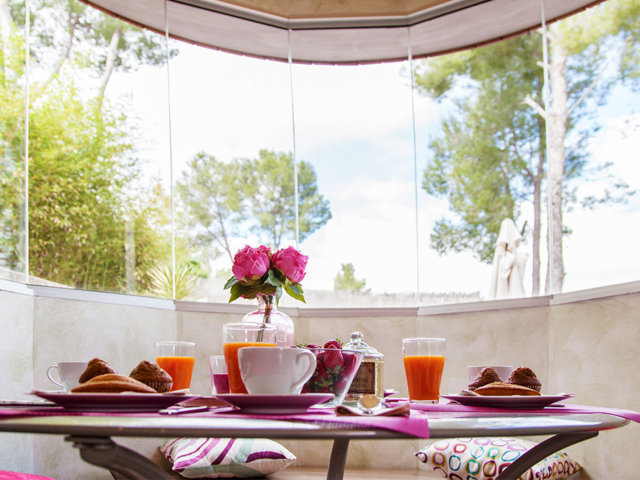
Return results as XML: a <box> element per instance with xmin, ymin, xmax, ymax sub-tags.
<box><xmin>0</xmin><ymin>473</ymin><xmax>56</xmax><ymax>480</ymax></box>
<box><xmin>161</xmin><ymin>438</ymin><xmax>295</xmax><ymax>478</ymax></box>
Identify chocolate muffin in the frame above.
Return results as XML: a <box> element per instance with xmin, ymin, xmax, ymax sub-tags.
<box><xmin>468</xmin><ymin>367</ymin><xmax>501</xmax><ymax>391</ymax></box>
<box><xmin>78</xmin><ymin>358</ymin><xmax>116</xmax><ymax>384</ymax></box>
<box><xmin>129</xmin><ymin>360</ymin><xmax>173</xmax><ymax>393</ymax></box>
<box><xmin>507</xmin><ymin>366</ymin><xmax>542</xmax><ymax>392</ymax></box>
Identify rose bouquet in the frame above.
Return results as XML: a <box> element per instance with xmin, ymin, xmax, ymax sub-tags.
<box><xmin>224</xmin><ymin>245</ymin><xmax>308</xmax><ymax>304</ymax></box>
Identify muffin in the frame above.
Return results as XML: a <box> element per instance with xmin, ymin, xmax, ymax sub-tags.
<box><xmin>71</xmin><ymin>374</ymin><xmax>156</xmax><ymax>393</ymax></box>
<box><xmin>507</xmin><ymin>367</ymin><xmax>541</xmax><ymax>392</ymax></box>
<box><xmin>468</xmin><ymin>367</ymin><xmax>501</xmax><ymax>391</ymax></box>
<box><xmin>78</xmin><ymin>358</ymin><xmax>116</xmax><ymax>384</ymax></box>
<box><xmin>129</xmin><ymin>360</ymin><xmax>173</xmax><ymax>393</ymax></box>
<box><xmin>474</xmin><ymin>381</ymin><xmax>541</xmax><ymax>396</ymax></box>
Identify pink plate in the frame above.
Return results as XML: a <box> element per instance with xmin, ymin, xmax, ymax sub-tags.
<box><xmin>214</xmin><ymin>393</ymin><xmax>334</xmax><ymax>414</ymax></box>
<box><xmin>441</xmin><ymin>393</ymin><xmax>573</xmax><ymax>409</ymax></box>
<box><xmin>31</xmin><ymin>390</ymin><xmax>193</xmax><ymax>412</ymax></box>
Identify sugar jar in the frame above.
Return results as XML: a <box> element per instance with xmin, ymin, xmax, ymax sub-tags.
<box><xmin>344</xmin><ymin>331</ymin><xmax>384</xmax><ymax>402</ymax></box>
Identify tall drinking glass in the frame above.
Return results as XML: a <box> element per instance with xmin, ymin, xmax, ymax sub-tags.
<box><xmin>156</xmin><ymin>341</ymin><xmax>196</xmax><ymax>392</ymax></box>
<box><xmin>223</xmin><ymin>323</ymin><xmax>277</xmax><ymax>394</ymax></box>
<box><xmin>402</xmin><ymin>337</ymin><xmax>446</xmax><ymax>403</ymax></box>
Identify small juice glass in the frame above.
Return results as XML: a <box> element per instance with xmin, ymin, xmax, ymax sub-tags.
<box><xmin>155</xmin><ymin>341</ymin><xmax>196</xmax><ymax>392</ymax></box>
<box><xmin>209</xmin><ymin>355</ymin><xmax>230</xmax><ymax>394</ymax></box>
<box><xmin>223</xmin><ymin>322</ymin><xmax>277</xmax><ymax>394</ymax></box>
<box><xmin>402</xmin><ymin>337</ymin><xmax>446</xmax><ymax>403</ymax></box>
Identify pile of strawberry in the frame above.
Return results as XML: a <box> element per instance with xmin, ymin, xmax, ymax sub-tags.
<box><xmin>298</xmin><ymin>340</ymin><xmax>360</xmax><ymax>395</ymax></box>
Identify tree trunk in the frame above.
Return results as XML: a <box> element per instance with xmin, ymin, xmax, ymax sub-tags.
<box><xmin>96</xmin><ymin>26</ymin><xmax>122</xmax><ymax>112</ymax></box>
<box><xmin>546</xmin><ymin>32</ymin><xmax>569</xmax><ymax>294</ymax></box>
<box><xmin>531</xmin><ymin>148</ymin><xmax>544</xmax><ymax>296</ymax></box>
<box><xmin>39</xmin><ymin>11</ymin><xmax>80</xmax><ymax>91</ymax></box>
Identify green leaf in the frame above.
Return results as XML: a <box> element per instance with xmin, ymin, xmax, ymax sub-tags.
<box><xmin>266</xmin><ymin>269</ymin><xmax>283</xmax><ymax>288</ymax></box>
<box><xmin>224</xmin><ymin>275</ymin><xmax>238</xmax><ymax>290</ymax></box>
<box><xmin>228</xmin><ymin>283</ymin><xmax>245</xmax><ymax>303</ymax></box>
<box><xmin>284</xmin><ymin>283</ymin><xmax>306</xmax><ymax>303</ymax></box>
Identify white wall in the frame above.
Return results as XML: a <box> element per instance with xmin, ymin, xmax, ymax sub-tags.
<box><xmin>0</xmin><ymin>282</ymin><xmax>638</xmax><ymax>479</ymax></box>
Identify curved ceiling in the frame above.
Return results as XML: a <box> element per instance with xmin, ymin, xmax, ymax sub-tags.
<box><xmin>83</xmin><ymin>0</ymin><xmax>604</xmax><ymax>64</ymax></box>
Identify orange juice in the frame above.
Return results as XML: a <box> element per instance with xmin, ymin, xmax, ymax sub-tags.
<box><xmin>223</xmin><ymin>342</ymin><xmax>276</xmax><ymax>393</ymax></box>
<box><xmin>403</xmin><ymin>355</ymin><xmax>445</xmax><ymax>401</ymax></box>
<box><xmin>156</xmin><ymin>356</ymin><xmax>195</xmax><ymax>391</ymax></box>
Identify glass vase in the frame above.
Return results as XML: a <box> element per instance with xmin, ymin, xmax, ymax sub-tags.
<box><xmin>241</xmin><ymin>293</ymin><xmax>294</xmax><ymax>347</ymax></box>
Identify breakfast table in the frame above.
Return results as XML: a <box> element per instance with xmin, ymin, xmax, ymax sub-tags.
<box><xmin>0</xmin><ymin>400</ymin><xmax>635</xmax><ymax>480</ymax></box>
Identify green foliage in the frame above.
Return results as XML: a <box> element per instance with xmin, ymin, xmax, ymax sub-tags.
<box><xmin>244</xmin><ymin>149</ymin><xmax>332</xmax><ymax>249</ymax></box>
<box><xmin>415</xmin><ymin>1</ymin><xmax>639</xmax><ymax>271</ymax></box>
<box><xmin>0</xmin><ymin>0</ymin><xmax>181</xmax><ymax>294</ymax></box>
<box><xmin>177</xmin><ymin>149</ymin><xmax>332</xmax><ymax>262</ymax></box>
<box><xmin>416</xmin><ymin>34</ymin><xmax>544</xmax><ymax>264</ymax></box>
<box><xmin>175</xmin><ymin>152</ymin><xmax>246</xmax><ymax>261</ymax></box>
<box><xmin>147</xmin><ymin>262</ymin><xmax>199</xmax><ymax>300</ymax></box>
<box><xmin>333</xmin><ymin>263</ymin><xmax>368</xmax><ymax>292</ymax></box>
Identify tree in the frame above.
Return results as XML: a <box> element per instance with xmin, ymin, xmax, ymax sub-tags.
<box><xmin>415</xmin><ymin>0</ymin><xmax>638</xmax><ymax>294</ymax></box>
<box><xmin>244</xmin><ymin>149</ymin><xmax>331</xmax><ymax>249</ymax></box>
<box><xmin>334</xmin><ymin>263</ymin><xmax>369</xmax><ymax>293</ymax></box>
<box><xmin>6</xmin><ymin>0</ymin><xmax>176</xmax><ymax>110</ymax></box>
<box><xmin>175</xmin><ymin>152</ymin><xmax>246</xmax><ymax>262</ymax></box>
<box><xmin>0</xmin><ymin>0</ymin><xmax>178</xmax><ymax>293</ymax></box>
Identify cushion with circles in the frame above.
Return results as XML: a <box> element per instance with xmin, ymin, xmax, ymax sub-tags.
<box><xmin>415</xmin><ymin>437</ymin><xmax>581</xmax><ymax>480</ymax></box>
<box><xmin>161</xmin><ymin>437</ymin><xmax>295</xmax><ymax>478</ymax></box>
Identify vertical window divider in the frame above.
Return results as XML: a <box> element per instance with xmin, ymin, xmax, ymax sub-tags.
<box><xmin>408</xmin><ymin>29</ymin><xmax>421</xmax><ymax>307</ymax></box>
<box><xmin>164</xmin><ymin>0</ymin><xmax>176</xmax><ymax>300</ymax></box>
<box><xmin>288</xmin><ymin>30</ymin><xmax>300</xmax><ymax>247</ymax></box>
<box><xmin>540</xmin><ymin>0</ymin><xmax>554</xmax><ymax>295</ymax></box>
<box><xmin>24</xmin><ymin>0</ymin><xmax>30</xmax><ymax>283</ymax></box>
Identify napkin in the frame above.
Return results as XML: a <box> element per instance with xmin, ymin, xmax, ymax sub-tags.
<box><xmin>334</xmin><ymin>402</ymin><xmax>410</xmax><ymax>416</ymax></box>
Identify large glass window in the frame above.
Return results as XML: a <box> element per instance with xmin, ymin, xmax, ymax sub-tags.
<box><xmin>3</xmin><ymin>0</ymin><xmax>638</xmax><ymax>305</ymax></box>
<box><xmin>0</xmin><ymin>0</ymin><xmax>26</xmax><ymax>283</ymax></box>
<box><xmin>22</xmin><ymin>0</ymin><xmax>172</xmax><ymax>296</ymax></box>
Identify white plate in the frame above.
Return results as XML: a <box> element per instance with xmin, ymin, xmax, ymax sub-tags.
<box><xmin>215</xmin><ymin>393</ymin><xmax>334</xmax><ymax>414</ymax></box>
<box><xmin>32</xmin><ymin>389</ymin><xmax>192</xmax><ymax>412</ymax></box>
<box><xmin>441</xmin><ymin>393</ymin><xmax>573</xmax><ymax>408</ymax></box>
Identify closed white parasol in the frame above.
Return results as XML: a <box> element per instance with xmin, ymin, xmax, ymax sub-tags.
<box><xmin>488</xmin><ymin>218</ymin><xmax>527</xmax><ymax>300</ymax></box>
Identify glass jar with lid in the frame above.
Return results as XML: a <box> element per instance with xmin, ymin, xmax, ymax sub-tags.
<box><xmin>343</xmin><ymin>331</ymin><xmax>384</xmax><ymax>402</ymax></box>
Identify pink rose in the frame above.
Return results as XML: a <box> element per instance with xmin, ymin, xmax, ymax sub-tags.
<box><xmin>271</xmin><ymin>246</ymin><xmax>308</xmax><ymax>284</ymax></box>
<box><xmin>232</xmin><ymin>245</ymin><xmax>271</xmax><ymax>283</ymax></box>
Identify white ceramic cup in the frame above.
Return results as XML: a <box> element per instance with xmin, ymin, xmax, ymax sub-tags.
<box><xmin>238</xmin><ymin>347</ymin><xmax>316</xmax><ymax>395</ymax></box>
<box><xmin>467</xmin><ymin>365</ymin><xmax>513</xmax><ymax>383</ymax></box>
<box><xmin>46</xmin><ymin>361</ymin><xmax>88</xmax><ymax>391</ymax></box>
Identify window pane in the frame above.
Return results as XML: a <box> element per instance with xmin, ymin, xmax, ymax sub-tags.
<box><xmin>0</xmin><ymin>0</ymin><xmax>26</xmax><ymax>283</ymax></box>
<box><xmin>26</xmin><ymin>0</ymin><xmax>172</xmax><ymax>296</ymax></box>
<box><xmin>292</xmin><ymin>61</ymin><xmax>418</xmax><ymax>307</ymax></box>
<box><xmin>169</xmin><ymin>43</ymin><xmax>293</xmax><ymax>302</ymax></box>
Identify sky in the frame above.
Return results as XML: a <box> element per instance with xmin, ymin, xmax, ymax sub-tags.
<box><xmin>107</xmin><ymin>32</ymin><xmax>640</xmax><ymax>301</ymax></box>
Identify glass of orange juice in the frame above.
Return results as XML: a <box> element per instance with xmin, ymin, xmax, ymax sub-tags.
<box><xmin>223</xmin><ymin>322</ymin><xmax>277</xmax><ymax>394</ymax></box>
<box><xmin>156</xmin><ymin>341</ymin><xmax>196</xmax><ymax>392</ymax></box>
<box><xmin>402</xmin><ymin>337</ymin><xmax>446</xmax><ymax>403</ymax></box>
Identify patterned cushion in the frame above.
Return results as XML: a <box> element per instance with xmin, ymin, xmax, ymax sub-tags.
<box><xmin>415</xmin><ymin>437</ymin><xmax>581</xmax><ymax>480</ymax></box>
<box><xmin>161</xmin><ymin>438</ymin><xmax>296</xmax><ymax>478</ymax></box>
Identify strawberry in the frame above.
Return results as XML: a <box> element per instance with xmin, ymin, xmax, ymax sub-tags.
<box><xmin>323</xmin><ymin>348</ymin><xmax>344</xmax><ymax>371</ymax></box>
<box><xmin>323</xmin><ymin>339</ymin><xmax>342</xmax><ymax>349</ymax></box>
<box><xmin>342</xmin><ymin>351</ymin><xmax>358</xmax><ymax>376</ymax></box>
<box><xmin>306</xmin><ymin>344</ymin><xmax>322</xmax><ymax>349</ymax></box>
